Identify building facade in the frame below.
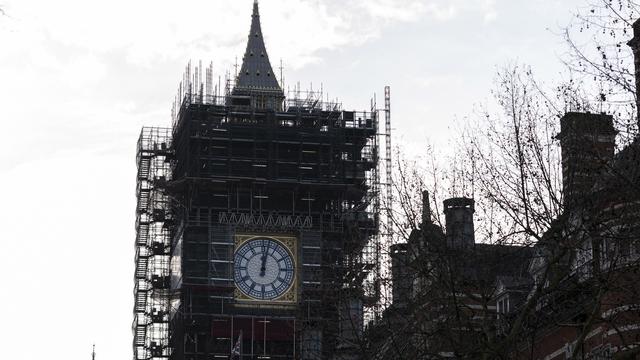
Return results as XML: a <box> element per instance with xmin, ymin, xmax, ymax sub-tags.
<box><xmin>133</xmin><ymin>2</ymin><xmax>381</xmax><ymax>359</ymax></box>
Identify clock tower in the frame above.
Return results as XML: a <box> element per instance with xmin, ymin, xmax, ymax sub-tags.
<box><xmin>133</xmin><ymin>2</ymin><xmax>381</xmax><ymax>359</ymax></box>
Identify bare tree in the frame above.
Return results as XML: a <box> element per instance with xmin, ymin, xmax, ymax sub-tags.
<box><xmin>458</xmin><ymin>65</ymin><xmax>568</xmax><ymax>247</ymax></box>
<box><xmin>563</xmin><ymin>0</ymin><xmax>640</xmax><ymax>141</ymax></box>
<box><xmin>364</xmin><ymin>0</ymin><xmax>640</xmax><ymax>356</ymax></box>
<box><xmin>368</xmin><ymin>60</ymin><xmax>640</xmax><ymax>359</ymax></box>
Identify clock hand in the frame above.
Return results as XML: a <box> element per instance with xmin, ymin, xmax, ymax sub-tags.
<box><xmin>260</xmin><ymin>253</ymin><xmax>267</xmax><ymax>277</ymax></box>
<box><xmin>260</xmin><ymin>241</ymin><xmax>267</xmax><ymax>277</ymax></box>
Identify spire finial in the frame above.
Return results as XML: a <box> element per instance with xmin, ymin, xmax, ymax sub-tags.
<box><xmin>254</xmin><ymin>0</ymin><xmax>259</xmax><ymax>14</ymax></box>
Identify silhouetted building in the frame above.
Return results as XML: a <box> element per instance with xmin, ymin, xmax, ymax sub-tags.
<box><xmin>373</xmin><ymin>112</ymin><xmax>640</xmax><ymax>359</ymax></box>
<box><xmin>369</xmin><ymin>192</ymin><xmax>531</xmax><ymax>359</ymax></box>
<box><xmin>372</xmin><ymin>24</ymin><xmax>640</xmax><ymax>358</ymax></box>
<box><xmin>519</xmin><ymin>113</ymin><xmax>640</xmax><ymax>360</ymax></box>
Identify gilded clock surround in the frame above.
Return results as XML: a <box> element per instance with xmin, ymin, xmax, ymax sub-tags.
<box><xmin>233</xmin><ymin>234</ymin><xmax>298</xmax><ymax>305</ymax></box>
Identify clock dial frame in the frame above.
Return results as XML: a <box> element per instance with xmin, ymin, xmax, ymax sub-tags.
<box><xmin>233</xmin><ymin>235</ymin><xmax>297</xmax><ymax>303</ymax></box>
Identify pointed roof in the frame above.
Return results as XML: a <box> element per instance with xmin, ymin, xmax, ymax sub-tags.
<box><xmin>235</xmin><ymin>1</ymin><xmax>282</xmax><ymax>91</ymax></box>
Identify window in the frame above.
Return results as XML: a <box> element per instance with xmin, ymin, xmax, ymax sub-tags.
<box><xmin>497</xmin><ymin>296</ymin><xmax>510</xmax><ymax>316</ymax></box>
<box><xmin>587</xmin><ymin>345</ymin><xmax>612</xmax><ymax>360</ymax></box>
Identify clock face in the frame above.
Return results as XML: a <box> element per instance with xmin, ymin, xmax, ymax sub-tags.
<box><xmin>234</xmin><ymin>237</ymin><xmax>295</xmax><ymax>301</ymax></box>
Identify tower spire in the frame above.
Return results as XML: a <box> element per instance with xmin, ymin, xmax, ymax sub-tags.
<box><xmin>233</xmin><ymin>0</ymin><xmax>283</xmax><ymax>95</ymax></box>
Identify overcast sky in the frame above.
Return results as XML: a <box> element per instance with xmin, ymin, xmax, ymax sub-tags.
<box><xmin>0</xmin><ymin>0</ymin><xmax>590</xmax><ymax>359</ymax></box>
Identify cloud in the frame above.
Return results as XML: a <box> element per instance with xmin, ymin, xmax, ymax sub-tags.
<box><xmin>0</xmin><ymin>0</ymin><xmax>505</xmax><ymax>171</ymax></box>
<box><xmin>481</xmin><ymin>0</ymin><xmax>498</xmax><ymax>23</ymax></box>
<box><xmin>3</xmin><ymin>0</ymin><xmax>498</xmax><ymax>70</ymax></box>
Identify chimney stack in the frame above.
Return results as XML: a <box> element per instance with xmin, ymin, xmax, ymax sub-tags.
<box><xmin>558</xmin><ymin>112</ymin><xmax>615</xmax><ymax>208</ymax></box>
<box><xmin>390</xmin><ymin>243</ymin><xmax>411</xmax><ymax>307</ymax></box>
<box><xmin>443</xmin><ymin>197</ymin><xmax>475</xmax><ymax>248</ymax></box>
<box><xmin>421</xmin><ymin>190</ymin><xmax>431</xmax><ymax>227</ymax></box>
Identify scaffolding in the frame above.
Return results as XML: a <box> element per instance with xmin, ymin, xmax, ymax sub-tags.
<box><xmin>134</xmin><ymin>127</ymin><xmax>173</xmax><ymax>360</ymax></box>
<box><xmin>171</xmin><ymin>62</ymin><xmax>343</xmax><ymax>128</ymax></box>
<box><xmin>135</xmin><ymin>56</ymin><xmax>391</xmax><ymax>359</ymax></box>
<box><xmin>381</xmin><ymin>86</ymin><xmax>393</xmax><ymax>312</ymax></box>
<box><xmin>360</xmin><ymin>86</ymin><xmax>393</xmax><ymax>322</ymax></box>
